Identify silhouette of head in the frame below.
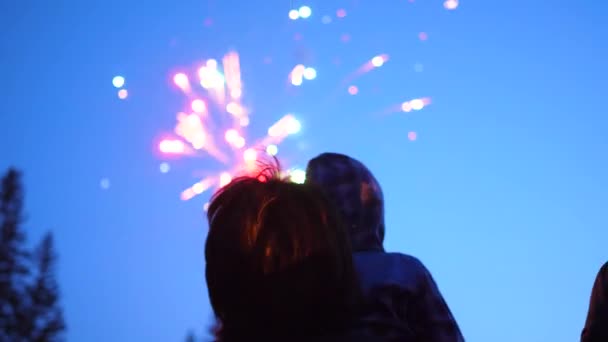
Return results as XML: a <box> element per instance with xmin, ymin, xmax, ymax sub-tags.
<box><xmin>205</xmin><ymin>162</ymin><xmax>360</xmax><ymax>341</ymax></box>
<box><xmin>306</xmin><ymin>152</ymin><xmax>385</xmax><ymax>252</ymax></box>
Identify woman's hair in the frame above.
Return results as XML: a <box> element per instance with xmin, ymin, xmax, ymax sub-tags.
<box><xmin>205</xmin><ymin>161</ymin><xmax>360</xmax><ymax>341</ymax></box>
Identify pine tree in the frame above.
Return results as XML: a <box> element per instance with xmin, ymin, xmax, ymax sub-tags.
<box><xmin>0</xmin><ymin>168</ymin><xmax>66</xmax><ymax>341</ymax></box>
<box><xmin>29</xmin><ymin>233</ymin><xmax>66</xmax><ymax>342</ymax></box>
<box><xmin>0</xmin><ymin>168</ymin><xmax>30</xmax><ymax>340</ymax></box>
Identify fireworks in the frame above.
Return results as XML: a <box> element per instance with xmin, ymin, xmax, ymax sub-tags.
<box><xmin>401</xmin><ymin>98</ymin><xmax>431</xmax><ymax>112</ymax></box>
<box><xmin>117</xmin><ymin>89</ymin><xmax>128</xmax><ymax>100</ymax></box>
<box><xmin>112</xmin><ymin>76</ymin><xmax>125</xmax><ymax>88</ymax></box>
<box><xmin>144</xmin><ymin>3</ymin><xmax>440</xmax><ymax>202</ymax></box>
<box><xmin>408</xmin><ymin>131</ymin><xmax>418</xmax><ymax>141</ymax></box>
<box><xmin>371</xmin><ymin>55</ymin><xmax>386</xmax><ymax>68</ymax></box>
<box><xmin>158</xmin><ymin>51</ymin><xmax>302</xmax><ymax>201</ymax></box>
<box><xmin>444</xmin><ymin>0</ymin><xmax>459</xmax><ymax>10</ymax></box>
<box><xmin>290</xmin><ymin>64</ymin><xmax>317</xmax><ymax>86</ymax></box>
<box><xmin>113</xmin><ymin>75</ymin><xmax>128</xmax><ymax>100</ymax></box>
<box><xmin>289</xmin><ymin>6</ymin><xmax>312</xmax><ymax>20</ymax></box>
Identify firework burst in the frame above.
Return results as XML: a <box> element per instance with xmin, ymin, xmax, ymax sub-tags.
<box><xmin>158</xmin><ymin>51</ymin><xmax>302</xmax><ymax>202</ymax></box>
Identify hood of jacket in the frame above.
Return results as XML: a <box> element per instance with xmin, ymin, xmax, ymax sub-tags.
<box><xmin>306</xmin><ymin>153</ymin><xmax>385</xmax><ymax>252</ymax></box>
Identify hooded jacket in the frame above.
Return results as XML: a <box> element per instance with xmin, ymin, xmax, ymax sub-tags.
<box><xmin>306</xmin><ymin>153</ymin><xmax>465</xmax><ymax>342</ymax></box>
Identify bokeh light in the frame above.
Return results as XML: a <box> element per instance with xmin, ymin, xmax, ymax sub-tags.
<box><xmin>298</xmin><ymin>6</ymin><xmax>312</xmax><ymax>19</ymax></box>
<box><xmin>159</xmin><ymin>162</ymin><xmax>170</xmax><ymax>173</ymax></box>
<box><xmin>231</xmin><ymin>88</ymin><xmax>242</xmax><ymax>99</ymax></box>
<box><xmin>419</xmin><ymin>32</ymin><xmax>428</xmax><ymax>41</ymax></box>
<box><xmin>192</xmin><ymin>182</ymin><xmax>206</xmax><ymax>194</ymax></box>
<box><xmin>444</xmin><ymin>0</ymin><xmax>459</xmax><ymax>10</ymax></box>
<box><xmin>243</xmin><ymin>148</ymin><xmax>257</xmax><ymax>163</ymax></box>
<box><xmin>408</xmin><ymin>131</ymin><xmax>418</xmax><ymax>141</ymax></box>
<box><xmin>410</xmin><ymin>99</ymin><xmax>425</xmax><ymax>110</ymax></box>
<box><xmin>371</xmin><ymin>56</ymin><xmax>385</xmax><ymax>67</ymax></box>
<box><xmin>112</xmin><ymin>76</ymin><xmax>125</xmax><ymax>88</ymax></box>
<box><xmin>348</xmin><ymin>85</ymin><xmax>359</xmax><ymax>95</ymax></box>
<box><xmin>290</xmin><ymin>169</ymin><xmax>306</xmax><ymax>184</ymax></box>
<box><xmin>303</xmin><ymin>67</ymin><xmax>317</xmax><ymax>80</ymax></box>
<box><xmin>286</xmin><ymin>117</ymin><xmax>302</xmax><ymax>134</ymax></box>
<box><xmin>226</xmin><ymin>102</ymin><xmax>245</xmax><ymax>117</ymax></box>
<box><xmin>191</xmin><ymin>99</ymin><xmax>206</xmax><ymax>113</ymax></box>
<box><xmin>159</xmin><ymin>139</ymin><xmax>186</xmax><ymax>154</ymax></box>
<box><xmin>117</xmin><ymin>89</ymin><xmax>128</xmax><ymax>100</ymax></box>
<box><xmin>191</xmin><ymin>134</ymin><xmax>206</xmax><ymax>150</ymax></box>
<box><xmin>290</xmin><ymin>64</ymin><xmax>305</xmax><ymax>86</ymax></box>
<box><xmin>224</xmin><ymin>129</ymin><xmax>238</xmax><ymax>143</ymax></box>
<box><xmin>288</xmin><ymin>9</ymin><xmax>299</xmax><ymax>20</ymax></box>
<box><xmin>100</xmin><ymin>178</ymin><xmax>110</xmax><ymax>190</ymax></box>
<box><xmin>266</xmin><ymin>144</ymin><xmax>278</xmax><ymax>156</ymax></box>
<box><xmin>400</xmin><ymin>98</ymin><xmax>430</xmax><ymax>112</ymax></box>
<box><xmin>198</xmin><ymin>66</ymin><xmax>225</xmax><ymax>89</ymax></box>
<box><xmin>219</xmin><ymin>172</ymin><xmax>232</xmax><ymax>188</ymax></box>
<box><xmin>336</xmin><ymin>9</ymin><xmax>347</xmax><ymax>18</ymax></box>
<box><xmin>234</xmin><ymin>136</ymin><xmax>246</xmax><ymax>149</ymax></box>
<box><xmin>173</xmin><ymin>73</ymin><xmax>189</xmax><ymax>89</ymax></box>
<box><xmin>206</xmin><ymin>59</ymin><xmax>218</xmax><ymax>69</ymax></box>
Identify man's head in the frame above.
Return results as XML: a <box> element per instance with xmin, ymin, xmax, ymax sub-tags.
<box><xmin>306</xmin><ymin>153</ymin><xmax>385</xmax><ymax>252</ymax></box>
<box><xmin>205</xmin><ymin>164</ymin><xmax>359</xmax><ymax>340</ymax></box>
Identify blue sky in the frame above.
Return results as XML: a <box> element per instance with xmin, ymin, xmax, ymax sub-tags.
<box><xmin>1</xmin><ymin>0</ymin><xmax>607</xmax><ymax>341</ymax></box>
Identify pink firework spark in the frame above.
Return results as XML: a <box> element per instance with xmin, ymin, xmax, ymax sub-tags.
<box><xmin>158</xmin><ymin>51</ymin><xmax>302</xmax><ymax>201</ymax></box>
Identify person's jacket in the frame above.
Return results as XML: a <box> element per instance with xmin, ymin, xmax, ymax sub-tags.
<box><xmin>307</xmin><ymin>152</ymin><xmax>465</xmax><ymax>342</ymax></box>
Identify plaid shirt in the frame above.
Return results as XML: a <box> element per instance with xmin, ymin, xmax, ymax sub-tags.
<box><xmin>307</xmin><ymin>153</ymin><xmax>464</xmax><ymax>341</ymax></box>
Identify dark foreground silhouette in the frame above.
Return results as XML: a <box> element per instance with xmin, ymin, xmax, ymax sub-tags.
<box><xmin>0</xmin><ymin>168</ymin><xmax>66</xmax><ymax>341</ymax></box>
<box><xmin>204</xmin><ymin>163</ymin><xmax>381</xmax><ymax>341</ymax></box>
<box><xmin>306</xmin><ymin>153</ymin><xmax>464</xmax><ymax>341</ymax></box>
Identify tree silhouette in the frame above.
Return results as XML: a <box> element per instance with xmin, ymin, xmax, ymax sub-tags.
<box><xmin>0</xmin><ymin>168</ymin><xmax>30</xmax><ymax>340</ymax></box>
<box><xmin>0</xmin><ymin>168</ymin><xmax>66</xmax><ymax>341</ymax></box>
<box><xmin>28</xmin><ymin>233</ymin><xmax>66</xmax><ymax>341</ymax></box>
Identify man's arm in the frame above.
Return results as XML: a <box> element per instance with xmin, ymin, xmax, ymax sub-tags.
<box><xmin>582</xmin><ymin>262</ymin><xmax>608</xmax><ymax>342</ymax></box>
<box><xmin>407</xmin><ymin>258</ymin><xmax>465</xmax><ymax>342</ymax></box>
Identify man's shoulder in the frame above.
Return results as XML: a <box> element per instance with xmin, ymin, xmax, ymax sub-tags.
<box><xmin>355</xmin><ymin>252</ymin><xmax>426</xmax><ymax>270</ymax></box>
<box><xmin>386</xmin><ymin>252</ymin><xmax>424</xmax><ymax>264</ymax></box>
<box><xmin>353</xmin><ymin>251</ymin><xmax>431</xmax><ymax>285</ymax></box>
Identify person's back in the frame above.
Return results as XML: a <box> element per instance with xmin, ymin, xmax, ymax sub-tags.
<box><xmin>204</xmin><ymin>162</ymin><xmax>380</xmax><ymax>342</ymax></box>
<box><xmin>581</xmin><ymin>261</ymin><xmax>608</xmax><ymax>342</ymax></box>
<box><xmin>306</xmin><ymin>152</ymin><xmax>464</xmax><ymax>342</ymax></box>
